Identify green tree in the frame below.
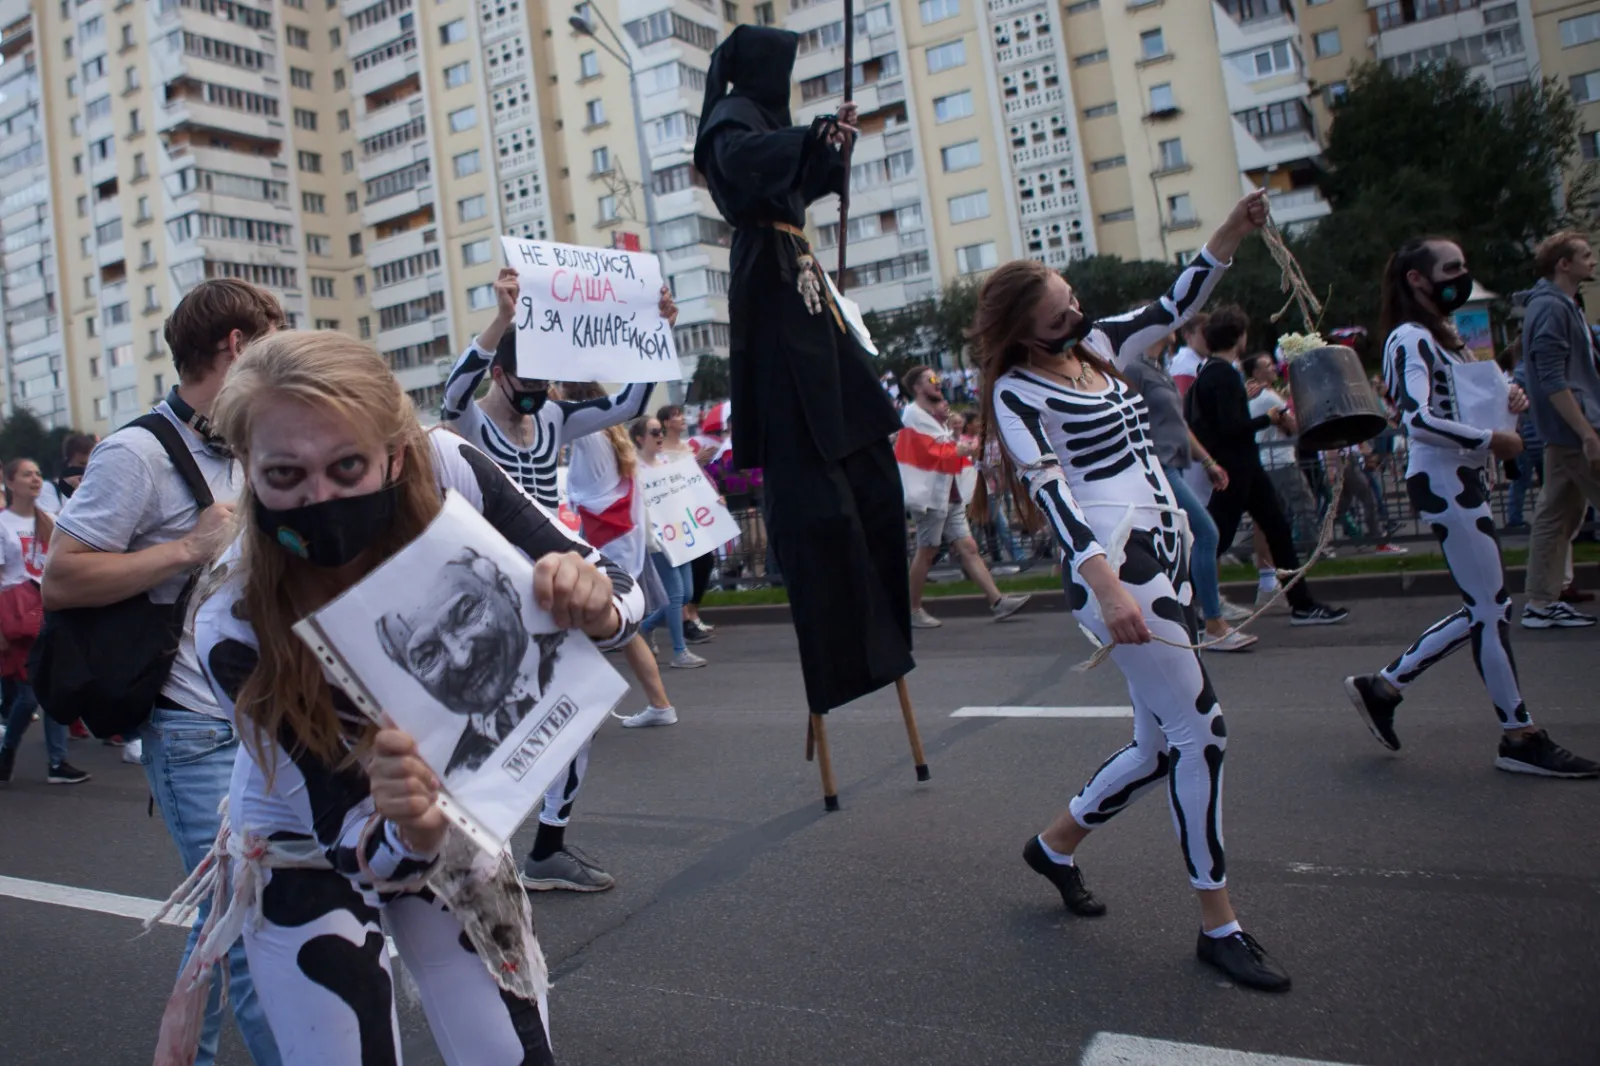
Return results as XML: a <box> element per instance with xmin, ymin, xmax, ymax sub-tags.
<box><xmin>0</xmin><ymin>408</ymin><xmax>55</xmax><ymax>475</ymax></box>
<box><xmin>1063</xmin><ymin>255</ymin><xmax>1183</xmax><ymax>319</ymax></box>
<box><xmin>861</xmin><ymin>300</ymin><xmax>937</xmax><ymax>382</ymax></box>
<box><xmin>687</xmin><ymin>354</ymin><xmax>730</xmax><ymax>403</ymax></box>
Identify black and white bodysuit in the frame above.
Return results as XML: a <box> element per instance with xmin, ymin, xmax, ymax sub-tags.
<box><xmin>994</xmin><ymin>368</ymin><xmax>1228</xmax><ymax>891</ymax></box>
<box><xmin>194</xmin><ymin>429</ymin><xmax>644</xmax><ymax>1065</ymax></box>
<box><xmin>440</xmin><ymin>341</ymin><xmax>652</xmax><ymax>826</ymax></box>
<box><xmin>1378</xmin><ymin>323</ymin><xmax>1530</xmax><ymax>728</ymax></box>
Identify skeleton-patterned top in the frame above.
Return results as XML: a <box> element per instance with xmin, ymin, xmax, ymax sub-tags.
<box><xmin>194</xmin><ymin>428</ymin><xmax>645</xmax><ymax>896</ymax></box>
<box><xmin>1382</xmin><ymin>322</ymin><xmax>1494</xmax><ymax>473</ymax></box>
<box><xmin>440</xmin><ymin>342</ymin><xmax>654</xmax><ymax>508</ymax></box>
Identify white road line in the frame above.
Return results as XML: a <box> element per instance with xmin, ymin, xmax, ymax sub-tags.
<box><xmin>1081</xmin><ymin>1033</ymin><xmax>1364</xmax><ymax>1066</ymax></box>
<box><xmin>0</xmin><ymin>874</ymin><xmax>187</xmax><ymax>927</ymax></box>
<box><xmin>952</xmin><ymin>706</ymin><xmax>1133</xmax><ymax>718</ymax></box>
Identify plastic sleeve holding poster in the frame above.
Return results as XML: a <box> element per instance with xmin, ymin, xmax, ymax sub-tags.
<box><xmin>638</xmin><ymin>456</ymin><xmax>739</xmax><ymax>567</ymax></box>
<box><xmin>501</xmin><ymin>236</ymin><xmax>683</xmax><ymax>383</ymax></box>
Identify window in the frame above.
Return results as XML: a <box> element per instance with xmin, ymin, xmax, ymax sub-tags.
<box><xmin>1167</xmin><ymin>193</ymin><xmax>1195</xmax><ymax>225</ymax></box>
<box><xmin>1582</xmin><ymin>131</ymin><xmax>1600</xmax><ymax>162</ymax></box>
<box><xmin>1313</xmin><ymin>29</ymin><xmax>1340</xmax><ymax>58</ymax></box>
<box><xmin>444</xmin><ymin>62</ymin><xmax>472</xmax><ymax>89</ymax></box>
<box><xmin>293</xmin><ymin>108</ymin><xmax>317</xmax><ymax>130</ymax></box>
<box><xmin>1563</xmin><ymin>13</ymin><xmax>1600</xmax><ymax>48</ymax></box>
<box><xmin>67</xmin><ymin>75</ymin><xmax>77</xmax><ymax>98</ymax></box>
<box><xmin>348</xmin><ymin>233</ymin><xmax>363</xmax><ymax>255</ymax></box>
<box><xmin>1572</xmin><ymin>71</ymin><xmax>1600</xmax><ymax>105</ymax></box>
<box><xmin>121</xmin><ymin>24</ymin><xmax>135</xmax><ymax>49</ymax></box>
<box><xmin>358</xmin><ymin>317</ymin><xmax>371</xmax><ymax>339</ymax></box>
<box><xmin>1158</xmin><ymin>137</ymin><xmax>1185</xmax><ymax>170</ymax></box>
<box><xmin>453</xmin><ymin>149</ymin><xmax>481</xmax><ymax>178</ymax></box>
<box><xmin>290</xmin><ymin>67</ymin><xmax>313</xmax><ymax>89</ymax></box>
<box><xmin>449</xmin><ymin>106</ymin><xmax>477</xmax><ymax>132</ymax></box>
<box><xmin>580</xmin><ymin>51</ymin><xmax>600</xmax><ymax>79</ymax></box>
<box><xmin>313</xmin><ymin>319</ymin><xmax>339</xmax><ymax>331</ymax></box>
<box><xmin>90</xmin><ymin>135</ymin><xmax>113</xmax><ymax>162</ymax></box>
<box><xmin>341</xmin><ymin>150</ymin><xmax>354</xmax><ymax>173</ymax></box>
<box><xmin>1066</xmin><ymin>0</ymin><xmax>1098</xmax><ymax>11</ymax></box>
<box><xmin>459</xmin><ymin>194</ymin><xmax>487</xmax><ymax>221</ymax></box>
<box><xmin>933</xmin><ymin>90</ymin><xmax>973</xmax><ymax>123</ymax></box>
<box><xmin>723</xmin><ymin>0</ymin><xmax>737</xmax><ymax>19</ymax></box>
<box><xmin>1324</xmin><ymin>80</ymin><xmax>1348</xmax><ymax>107</ymax></box>
<box><xmin>94</xmin><ymin>398</ymin><xmax>107</xmax><ymax>420</ymax></box>
<box><xmin>77</xmin><ymin>196</ymin><xmax>87</xmax><ymax>217</ymax></box>
<box><xmin>124</xmin><ymin>67</ymin><xmax>138</xmax><ymax>91</ymax></box>
<box><xmin>754</xmin><ymin>1</ymin><xmax>774</xmax><ymax>24</ymax></box>
<box><xmin>312</xmin><ymin>276</ymin><xmax>336</xmax><ymax>298</ymax></box>
<box><xmin>467</xmin><ymin>283</ymin><xmax>495</xmax><ymax>310</ymax></box>
<box><xmin>926</xmin><ymin>40</ymin><xmax>965</xmax><ymax>73</ymax></box>
<box><xmin>955</xmin><ymin>241</ymin><xmax>997</xmax><ymax>274</ymax></box>
<box><xmin>949</xmin><ymin>190</ymin><xmax>989</xmax><ymax>223</ymax></box>
<box><xmin>1099</xmin><ymin>207</ymin><xmax>1134</xmax><ymax>223</ymax></box>
<box><xmin>136</xmin><ymin>196</ymin><xmax>150</xmax><ymax>221</ymax></box>
<box><xmin>1084</xmin><ymin>101</ymin><xmax>1117</xmax><ymax>119</ymax></box>
<box><xmin>440</xmin><ymin>18</ymin><xmax>467</xmax><ymax>44</ymax></box>
<box><xmin>1074</xmin><ymin>48</ymin><xmax>1108</xmax><ymax>66</ymax></box>
<box><xmin>1234</xmin><ymin>39</ymin><xmax>1294</xmax><ymax>79</ymax></box>
<box><xmin>306</xmin><ymin>233</ymin><xmax>330</xmax><ymax>255</ymax></box>
<box><xmin>598</xmin><ymin>194</ymin><xmax>618</xmax><ymax>221</ymax></box>
<box><xmin>86</xmin><ymin>95</ymin><xmax>112</xmax><ymax>123</ymax></box>
<box><xmin>333</xmin><ymin>69</ymin><xmax>345</xmax><ymax>90</ymax></box>
<box><xmin>133</xmin><ymin>152</ymin><xmax>148</xmax><ymax>178</ymax></box>
<box><xmin>1149</xmin><ymin>83</ymin><xmax>1175</xmax><ymax>113</ymax></box>
<box><xmin>354</xmin><ymin>275</ymin><xmax>366</xmax><ymax>296</ymax></box>
<box><xmin>298</xmin><ymin>151</ymin><xmax>322</xmax><ymax>173</ymax></box>
<box><xmin>83</xmin><ymin>56</ymin><xmax>107</xmax><ymax>83</ymax></box>
<box><xmin>1091</xmin><ymin>155</ymin><xmax>1126</xmax><ymax>172</ymax></box>
<box><xmin>346</xmin><ymin>191</ymin><xmax>360</xmax><ymax>213</ymax></box>
<box><xmin>1140</xmin><ymin>28</ymin><xmax>1166</xmax><ymax>60</ymax></box>
<box><xmin>140</xmin><ymin>240</ymin><xmax>154</xmax><ymax>266</ymax></box>
<box><xmin>585</xmin><ymin>99</ymin><xmax>605</xmax><ymax>127</ymax></box>
<box><xmin>941</xmin><ymin>140</ymin><xmax>981</xmax><ymax>171</ymax></box>
<box><xmin>329</xmin><ymin>27</ymin><xmax>341</xmax><ymax>46</ymax></box>
<box><xmin>463</xmin><ymin>238</ymin><xmax>492</xmax><ymax>265</ymax></box>
<box><xmin>128</xmin><ymin>109</ymin><xmax>142</xmax><ymax>134</ymax></box>
<box><xmin>144</xmin><ymin>284</ymin><xmax>159</xmax><ymax>310</ymax></box>
<box><xmin>919</xmin><ymin>0</ymin><xmax>957</xmax><ymax>24</ymax></box>
<box><xmin>286</xmin><ymin>25</ymin><xmax>309</xmax><ymax>48</ymax></box>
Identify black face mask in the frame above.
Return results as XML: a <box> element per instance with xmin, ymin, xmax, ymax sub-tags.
<box><xmin>500</xmin><ymin>377</ymin><xmax>548</xmax><ymax>416</ymax></box>
<box><xmin>1036</xmin><ymin>308</ymin><xmax>1095</xmax><ymax>355</ymax></box>
<box><xmin>1430</xmin><ymin>272</ymin><xmax>1474</xmax><ymax>314</ymax></box>
<box><xmin>253</xmin><ymin>484</ymin><xmax>400</xmax><ymax>568</ymax></box>
<box><xmin>56</xmin><ymin>465</ymin><xmax>85</xmax><ymax>500</ymax></box>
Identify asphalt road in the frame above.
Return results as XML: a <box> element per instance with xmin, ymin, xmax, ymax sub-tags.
<box><xmin>1</xmin><ymin>595</ymin><xmax>1596</xmax><ymax>1066</ymax></box>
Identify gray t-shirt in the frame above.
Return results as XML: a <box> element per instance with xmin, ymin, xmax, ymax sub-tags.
<box><xmin>54</xmin><ymin>403</ymin><xmax>242</xmax><ymax>719</ymax></box>
<box><xmin>1121</xmin><ymin>358</ymin><xmax>1191</xmax><ymax>470</ymax></box>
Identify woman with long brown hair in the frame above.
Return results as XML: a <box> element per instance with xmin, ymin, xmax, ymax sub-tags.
<box><xmin>164</xmin><ymin>331</ymin><xmax>644</xmax><ymax>1064</ymax></box>
<box><xmin>974</xmin><ymin>189</ymin><xmax>1291</xmax><ymax>993</ymax></box>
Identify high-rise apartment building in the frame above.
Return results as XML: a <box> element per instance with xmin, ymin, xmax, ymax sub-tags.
<box><xmin>1</xmin><ymin>0</ymin><xmax>1598</xmax><ymax>431</ymax></box>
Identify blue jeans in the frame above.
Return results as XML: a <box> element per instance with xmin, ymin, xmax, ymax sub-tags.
<box><xmin>140</xmin><ymin>704</ymin><xmax>281</xmax><ymax>1066</ymax></box>
<box><xmin>985</xmin><ymin>494</ymin><xmax>1021</xmax><ymax>562</ymax></box>
<box><xmin>641</xmin><ymin>553</ymin><xmax>691</xmax><ymax>654</ymax></box>
<box><xmin>1168</xmin><ymin>469</ymin><xmax>1223</xmax><ymax>622</ymax></box>
<box><xmin>1508</xmin><ymin>445</ymin><xmax>1542</xmax><ymax>526</ymax></box>
<box><xmin>1</xmin><ymin>678</ymin><xmax>66</xmax><ymax>767</ymax></box>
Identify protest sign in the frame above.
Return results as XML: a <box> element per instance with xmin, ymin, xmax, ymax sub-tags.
<box><xmin>638</xmin><ymin>456</ymin><xmax>737</xmax><ymax>567</ymax></box>
<box><xmin>500</xmin><ymin>236</ymin><xmax>682</xmax><ymax>383</ymax></box>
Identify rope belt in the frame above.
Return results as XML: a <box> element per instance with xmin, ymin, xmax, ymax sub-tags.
<box><xmin>759</xmin><ymin>220</ymin><xmax>846</xmax><ymax>334</ymax></box>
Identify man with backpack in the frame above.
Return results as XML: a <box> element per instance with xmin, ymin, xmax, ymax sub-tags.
<box><xmin>40</xmin><ymin>279</ymin><xmax>283</xmax><ymax>1066</ymax></box>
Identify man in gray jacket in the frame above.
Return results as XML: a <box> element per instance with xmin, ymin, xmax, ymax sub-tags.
<box><xmin>1520</xmin><ymin>230</ymin><xmax>1600</xmax><ymax>628</ymax></box>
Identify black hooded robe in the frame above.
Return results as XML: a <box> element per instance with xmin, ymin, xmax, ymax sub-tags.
<box><xmin>693</xmin><ymin>26</ymin><xmax>913</xmax><ymax>715</ymax></box>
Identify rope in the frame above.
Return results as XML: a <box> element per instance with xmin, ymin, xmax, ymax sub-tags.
<box><xmin>1261</xmin><ymin>213</ymin><xmax>1323</xmax><ymax>331</ymax></box>
<box><xmin>1073</xmin><ymin>461</ymin><xmax>1345</xmax><ymax>672</ymax></box>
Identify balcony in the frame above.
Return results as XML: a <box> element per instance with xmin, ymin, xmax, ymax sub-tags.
<box><xmin>160</xmin><ymin>94</ymin><xmax>281</xmax><ymax>144</ymax></box>
<box><xmin>1267</xmin><ymin>186</ymin><xmax>1330</xmax><ymax>226</ymax></box>
<box><xmin>96</xmin><ymin>238</ymin><xmax>127</xmax><ymax>269</ymax></box>
<box><xmin>363</xmin><ymin>181</ymin><xmax>433</xmax><ymax>229</ymax></box>
<box><xmin>1020</xmin><ymin>188</ymin><xmax>1080</xmax><ymax>220</ymax></box>
<box><xmin>367</xmin><ymin>223</ymin><xmax>433</xmax><ymax>268</ymax></box>
<box><xmin>503</xmin><ymin>193</ymin><xmax>546</xmax><ymax>225</ymax></box>
<box><xmin>375</xmin><ymin>318</ymin><xmax>437</xmax><ymax>350</ymax></box>
<box><xmin>994</xmin><ymin>32</ymin><xmax>1056</xmax><ymax>68</ymax></box>
<box><xmin>1001</xmin><ymin>85</ymin><xmax>1064</xmax><ymax>120</ymax></box>
<box><xmin>986</xmin><ymin>0</ymin><xmax>1042</xmax><ymax>17</ymax></box>
<box><xmin>352</xmin><ymin>34</ymin><xmax>419</xmax><ymax>99</ymax></box>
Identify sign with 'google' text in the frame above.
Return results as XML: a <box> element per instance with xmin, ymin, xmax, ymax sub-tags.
<box><xmin>637</xmin><ymin>456</ymin><xmax>736</xmax><ymax>567</ymax></box>
<box><xmin>501</xmin><ymin>236</ymin><xmax>682</xmax><ymax>383</ymax></box>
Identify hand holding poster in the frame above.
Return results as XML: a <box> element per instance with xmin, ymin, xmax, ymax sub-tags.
<box><xmin>639</xmin><ymin>456</ymin><xmax>738</xmax><ymax>567</ymax></box>
<box><xmin>501</xmin><ymin>236</ymin><xmax>682</xmax><ymax>383</ymax></box>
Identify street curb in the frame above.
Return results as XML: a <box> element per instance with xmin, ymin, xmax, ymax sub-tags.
<box><xmin>697</xmin><ymin>563</ymin><xmax>1600</xmax><ymax>627</ymax></box>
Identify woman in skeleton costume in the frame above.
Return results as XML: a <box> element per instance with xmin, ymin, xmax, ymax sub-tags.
<box><xmin>976</xmin><ymin>189</ymin><xmax>1290</xmax><ymax>994</ymax></box>
<box><xmin>155</xmin><ymin>332</ymin><xmax>643</xmax><ymax>1065</ymax></box>
<box><xmin>1343</xmin><ymin>238</ymin><xmax>1599</xmax><ymax>779</ymax></box>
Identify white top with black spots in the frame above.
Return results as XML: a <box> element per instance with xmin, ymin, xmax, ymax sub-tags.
<box><xmin>1383</xmin><ymin>322</ymin><xmax>1494</xmax><ymax>473</ymax></box>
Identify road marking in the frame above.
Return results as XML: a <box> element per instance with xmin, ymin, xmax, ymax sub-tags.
<box><xmin>0</xmin><ymin>874</ymin><xmax>188</xmax><ymax>927</ymax></box>
<box><xmin>1081</xmin><ymin>1033</ymin><xmax>1364</xmax><ymax>1066</ymax></box>
<box><xmin>952</xmin><ymin>706</ymin><xmax>1133</xmax><ymax>718</ymax></box>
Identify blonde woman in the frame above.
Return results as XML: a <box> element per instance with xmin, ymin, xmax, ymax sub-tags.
<box><xmin>164</xmin><ymin>332</ymin><xmax>643</xmax><ymax>1064</ymax></box>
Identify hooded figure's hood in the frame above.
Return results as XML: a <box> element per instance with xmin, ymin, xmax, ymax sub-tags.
<box><xmin>693</xmin><ymin>25</ymin><xmax>799</xmax><ymax>171</ymax></box>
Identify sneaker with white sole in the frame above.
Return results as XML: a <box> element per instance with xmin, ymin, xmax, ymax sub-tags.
<box><xmin>1373</xmin><ymin>543</ymin><xmax>1409</xmax><ymax>555</ymax></box>
<box><xmin>991</xmin><ymin>593</ymin><xmax>1030</xmax><ymax>621</ymax></box>
<box><xmin>910</xmin><ymin>607</ymin><xmax>942</xmax><ymax>629</ymax></box>
<box><xmin>1203</xmin><ymin>628</ymin><xmax>1258</xmax><ymax>653</ymax></box>
<box><xmin>670</xmin><ymin>650</ymin><xmax>707</xmax><ymax>669</ymax></box>
<box><xmin>47</xmin><ymin>762</ymin><xmax>91</xmax><ymax>785</ymax></box>
<box><xmin>1494</xmin><ymin>730</ymin><xmax>1600</xmax><ymax>778</ymax></box>
<box><xmin>1219</xmin><ymin>599</ymin><xmax>1253</xmax><ymax>623</ymax></box>
<box><xmin>520</xmin><ymin>848</ymin><xmax>616</xmax><ymax>892</ymax></box>
<box><xmin>1520</xmin><ymin>602</ymin><xmax>1597</xmax><ymax>629</ymax></box>
<box><xmin>121</xmin><ymin>737</ymin><xmax>144</xmax><ymax>764</ymax></box>
<box><xmin>1290</xmin><ymin>603</ymin><xmax>1349</xmax><ymax>626</ymax></box>
<box><xmin>621</xmin><ymin>705</ymin><xmax>678</xmax><ymax>728</ymax></box>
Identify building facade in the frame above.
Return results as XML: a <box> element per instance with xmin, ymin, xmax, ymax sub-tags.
<box><xmin>1</xmin><ymin>0</ymin><xmax>1599</xmax><ymax>430</ymax></box>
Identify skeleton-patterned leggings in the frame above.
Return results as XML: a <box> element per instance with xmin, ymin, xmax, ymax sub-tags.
<box><xmin>1378</xmin><ymin>455</ymin><xmax>1531</xmax><ymax>729</ymax></box>
<box><xmin>244</xmin><ymin>869</ymin><xmax>554</xmax><ymax>1065</ymax></box>
<box><xmin>1065</xmin><ymin>531</ymin><xmax>1228</xmax><ymax>891</ymax></box>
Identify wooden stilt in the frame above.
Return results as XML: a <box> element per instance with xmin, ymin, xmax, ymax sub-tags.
<box><xmin>809</xmin><ymin>713</ymin><xmax>840</xmax><ymax>811</ymax></box>
<box><xmin>895</xmin><ymin>677</ymin><xmax>931</xmax><ymax>782</ymax></box>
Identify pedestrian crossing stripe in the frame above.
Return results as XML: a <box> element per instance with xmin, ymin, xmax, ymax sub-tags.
<box><xmin>1081</xmin><ymin>1033</ymin><xmax>1364</xmax><ymax>1066</ymax></box>
<box><xmin>952</xmin><ymin>706</ymin><xmax>1134</xmax><ymax>718</ymax></box>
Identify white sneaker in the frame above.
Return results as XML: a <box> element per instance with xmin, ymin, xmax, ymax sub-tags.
<box><xmin>1219</xmin><ymin>599</ymin><xmax>1253</xmax><ymax>623</ymax></box>
<box><xmin>1255</xmin><ymin>585</ymin><xmax>1288</xmax><ymax>614</ymax></box>
<box><xmin>1203</xmin><ymin>628</ymin><xmax>1258</xmax><ymax>653</ymax></box>
<box><xmin>991</xmin><ymin>593</ymin><xmax>1031</xmax><ymax>621</ymax></box>
<box><xmin>621</xmin><ymin>705</ymin><xmax>678</xmax><ymax>728</ymax></box>
<box><xmin>910</xmin><ymin>607</ymin><xmax>943</xmax><ymax>629</ymax></box>
<box><xmin>121</xmin><ymin>737</ymin><xmax>143</xmax><ymax>764</ymax></box>
<box><xmin>670</xmin><ymin>650</ymin><xmax>708</xmax><ymax>669</ymax></box>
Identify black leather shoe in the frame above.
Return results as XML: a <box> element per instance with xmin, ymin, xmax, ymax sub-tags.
<box><xmin>1023</xmin><ymin>836</ymin><xmax>1107</xmax><ymax>917</ymax></box>
<box><xmin>1196</xmin><ymin>930</ymin><xmax>1292</xmax><ymax>992</ymax></box>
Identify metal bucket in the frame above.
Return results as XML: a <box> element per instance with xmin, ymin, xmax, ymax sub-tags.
<box><xmin>1287</xmin><ymin>345</ymin><xmax>1389</xmax><ymax>450</ymax></box>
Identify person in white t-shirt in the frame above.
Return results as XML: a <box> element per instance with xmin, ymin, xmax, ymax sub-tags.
<box><xmin>1168</xmin><ymin>315</ymin><xmax>1209</xmax><ymax>396</ymax></box>
<box><xmin>1242</xmin><ymin>353</ymin><xmax>1317</xmax><ymax>547</ymax></box>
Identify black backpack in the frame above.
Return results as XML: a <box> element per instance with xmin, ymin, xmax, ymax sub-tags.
<box><xmin>31</xmin><ymin>413</ymin><xmax>216</xmax><ymax>738</ymax></box>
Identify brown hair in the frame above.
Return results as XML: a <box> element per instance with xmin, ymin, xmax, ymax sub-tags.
<box><xmin>3</xmin><ymin>458</ymin><xmax>54</xmax><ymax>548</ymax></box>
<box><xmin>568</xmin><ymin>382</ymin><xmax>637</xmax><ymax>479</ymax></box>
<box><xmin>1535</xmin><ymin>230</ymin><xmax>1590</xmax><ymax>280</ymax></box>
<box><xmin>61</xmin><ymin>434</ymin><xmax>97</xmax><ymax>465</ymax></box>
<box><xmin>1179</xmin><ymin>313</ymin><xmax>1209</xmax><ymax>343</ymax></box>
<box><xmin>1201</xmin><ymin>305</ymin><xmax>1250</xmax><ymax>355</ymax></box>
<box><xmin>163</xmin><ymin>279</ymin><xmax>284</xmax><ymax>383</ymax></box>
<box><xmin>207</xmin><ymin>331</ymin><xmax>442</xmax><ymax>771</ymax></box>
<box><xmin>901</xmin><ymin>364</ymin><xmax>933</xmax><ymax>397</ymax></box>
<box><xmin>1378</xmin><ymin>237</ymin><xmax>1461</xmax><ymax>350</ymax></box>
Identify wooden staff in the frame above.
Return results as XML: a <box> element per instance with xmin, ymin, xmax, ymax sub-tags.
<box><xmin>835</xmin><ymin>0</ymin><xmax>856</xmax><ymax>290</ymax></box>
<box><xmin>806</xmin><ymin>714</ymin><xmax>840</xmax><ymax>811</ymax></box>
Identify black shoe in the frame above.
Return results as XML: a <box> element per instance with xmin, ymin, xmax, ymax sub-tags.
<box><xmin>1196</xmin><ymin>929</ymin><xmax>1292</xmax><ymax>993</ymax></box>
<box><xmin>47</xmin><ymin>762</ymin><xmax>91</xmax><ymax>785</ymax></box>
<box><xmin>1494</xmin><ymin>730</ymin><xmax>1600</xmax><ymax>779</ymax></box>
<box><xmin>683</xmin><ymin>620</ymin><xmax>713</xmax><ymax>644</ymax></box>
<box><xmin>1022</xmin><ymin>836</ymin><xmax>1106</xmax><ymax>917</ymax></box>
<box><xmin>1342</xmin><ymin>674</ymin><xmax>1401</xmax><ymax>751</ymax></box>
<box><xmin>1291</xmin><ymin>603</ymin><xmax>1349</xmax><ymax>626</ymax></box>
<box><xmin>0</xmin><ymin>746</ymin><xmax>14</xmax><ymax>784</ymax></box>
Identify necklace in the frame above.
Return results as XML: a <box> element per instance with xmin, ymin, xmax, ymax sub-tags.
<box><xmin>1031</xmin><ymin>355</ymin><xmax>1097</xmax><ymax>391</ymax></box>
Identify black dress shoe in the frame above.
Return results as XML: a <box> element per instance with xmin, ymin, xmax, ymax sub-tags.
<box><xmin>1023</xmin><ymin>836</ymin><xmax>1107</xmax><ymax>917</ymax></box>
<box><xmin>1196</xmin><ymin>930</ymin><xmax>1292</xmax><ymax>992</ymax></box>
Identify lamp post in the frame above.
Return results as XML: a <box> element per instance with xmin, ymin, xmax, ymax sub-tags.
<box><xmin>569</xmin><ymin>9</ymin><xmax>661</xmax><ymax>258</ymax></box>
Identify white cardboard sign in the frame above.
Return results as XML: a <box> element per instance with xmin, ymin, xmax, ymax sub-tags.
<box><xmin>638</xmin><ymin>456</ymin><xmax>738</xmax><ymax>566</ymax></box>
<box><xmin>500</xmin><ymin>236</ymin><xmax>682</xmax><ymax>383</ymax></box>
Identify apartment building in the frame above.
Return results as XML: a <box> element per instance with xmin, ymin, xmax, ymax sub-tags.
<box><xmin>5</xmin><ymin>0</ymin><xmax>1600</xmax><ymax>431</ymax></box>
